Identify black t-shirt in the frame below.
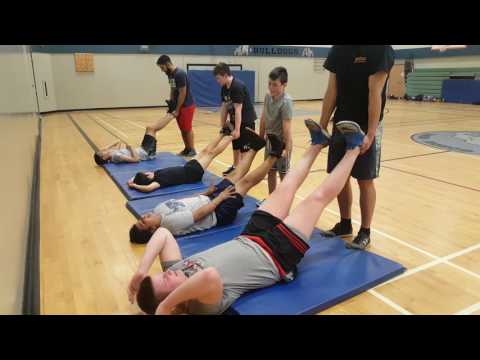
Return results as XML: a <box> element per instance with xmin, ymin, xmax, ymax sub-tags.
<box><xmin>168</xmin><ymin>68</ymin><xmax>194</xmax><ymax>107</ymax></box>
<box><xmin>324</xmin><ymin>45</ymin><xmax>395</xmax><ymax>131</ymax></box>
<box><xmin>221</xmin><ymin>77</ymin><xmax>257</xmax><ymax>127</ymax></box>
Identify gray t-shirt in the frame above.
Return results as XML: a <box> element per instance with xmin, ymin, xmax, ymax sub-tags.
<box><xmin>153</xmin><ymin>195</ymin><xmax>217</xmax><ymax>236</ymax></box>
<box><xmin>168</xmin><ymin>237</ymin><xmax>280</xmax><ymax>314</ymax></box>
<box><xmin>110</xmin><ymin>147</ymin><xmax>150</xmax><ymax>163</ymax></box>
<box><xmin>263</xmin><ymin>93</ymin><xmax>293</xmax><ymax>138</ymax></box>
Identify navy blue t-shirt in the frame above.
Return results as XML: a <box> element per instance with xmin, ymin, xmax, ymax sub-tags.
<box><xmin>221</xmin><ymin>77</ymin><xmax>257</xmax><ymax>127</ymax></box>
<box><xmin>168</xmin><ymin>68</ymin><xmax>194</xmax><ymax>108</ymax></box>
<box><xmin>324</xmin><ymin>45</ymin><xmax>395</xmax><ymax>131</ymax></box>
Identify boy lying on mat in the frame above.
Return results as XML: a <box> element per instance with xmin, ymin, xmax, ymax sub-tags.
<box><xmin>129</xmin><ymin>133</ymin><xmax>284</xmax><ymax>243</ymax></box>
<box><xmin>126</xmin><ymin>126</ymin><xmax>266</xmax><ymax>194</ymax></box>
<box><xmin>93</xmin><ymin>102</ymin><xmax>178</xmax><ymax>165</ymax></box>
<box><xmin>127</xmin><ymin>119</ymin><xmax>365</xmax><ymax>315</ymax></box>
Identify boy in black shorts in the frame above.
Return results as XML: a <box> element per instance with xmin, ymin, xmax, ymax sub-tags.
<box><xmin>213</xmin><ymin>62</ymin><xmax>258</xmax><ymax>176</ymax></box>
<box><xmin>127</xmin><ymin>120</ymin><xmax>365</xmax><ymax>315</ymax></box>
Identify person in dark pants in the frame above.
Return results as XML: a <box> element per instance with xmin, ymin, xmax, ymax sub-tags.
<box><xmin>157</xmin><ymin>55</ymin><xmax>197</xmax><ymax>157</ymax></box>
<box><xmin>318</xmin><ymin>45</ymin><xmax>395</xmax><ymax>250</ymax></box>
<box><xmin>213</xmin><ymin>62</ymin><xmax>258</xmax><ymax>176</ymax></box>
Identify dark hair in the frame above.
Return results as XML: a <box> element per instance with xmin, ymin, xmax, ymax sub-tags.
<box><xmin>94</xmin><ymin>153</ymin><xmax>108</xmax><ymax>165</ymax></box>
<box><xmin>129</xmin><ymin>224</ymin><xmax>152</xmax><ymax>244</ymax></box>
<box><xmin>269</xmin><ymin>67</ymin><xmax>288</xmax><ymax>84</ymax></box>
<box><xmin>134</xmin><ymin>172</ymin><xmax>153</xmax><ymax>186</ymax></box>
<box><xmin>137</xmin><ymin>276</ymin><xmax>167</xmax><ymax>315</ymax></box>
<box><xmin>156</xmin><ymin>55</ymin><xmax>172</xmax><ymax>66</ymax></box>
<box><xmin>213</xmin><ymin>62</ymin><xmax>231</xmax><ymax>77</ymax></box>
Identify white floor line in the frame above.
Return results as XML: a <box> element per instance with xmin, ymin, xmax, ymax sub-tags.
<box><xmin>94</xmin><ymin>116</ymin><xmax>130</xmax><ymax>140</ymax></box>
<box><xmin>368</xmin><ymin>290</ymin><xmax>412</xmax><ymax>315</ymax></box>
<box><xmin>455</xmin><ymin>302</ymin><xmax>480</xmax><ymax>315</ymax></box>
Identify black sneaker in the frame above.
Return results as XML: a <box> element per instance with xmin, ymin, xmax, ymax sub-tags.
<box><xmin>267</xmin><ymin>134</ymin><xmax>285</xmax><ymax>158</ymax></box>
<box><xmin>243</xmin><ymin>127</ymin><xmax>266</xmax><ymax>152</ymax></box>
<box><xmin>223</xmin><ymin>166</ymin><xmax>236</xmax><ymax>176</ymax></box>
<box><xmin>178</xmin><ymin>148</ymin><xmax>196</xmax><ymax>157</ymax></box>
<box><xmin>346</xmin><ymin>231</ymin><xmax>371</xmax><ymax>250</ymax></box>
<box><xmin>321</xmin><ymin>222</ymin><xmax>353</xmax><ymax>239</ymax></box>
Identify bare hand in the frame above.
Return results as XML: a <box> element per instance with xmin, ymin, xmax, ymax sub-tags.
<box><xmin>360</xmin><ymin>134</ymin><xmax>374</xmax><ymax>155</ymax></box>
<box><xmin>231</xmin><ymin>130</ymin><xmax>240</xmax><ymax>140</ymax></box>
<box><xmin>155</xmin><ymin>302</ymin><xmax>172</xmax><ymax>315</ymax></box>
<box><xmin>127</xmin><ymin>271</ymin><xmax>146</xmax><ymax>304</ymax></box>
<box><xmin>127</xmin><ymin>179</ymin><xmax>135</xmax><ymax>188</ymax></box>
<box><xmin>281</xmin><ymin>149</ymin><xmax>287</xmax><ymax>158</ymax></box>
<box><xmin>218</xmin><ymin>185</ymin><xmax>237</xmax><ymax>200</ymax></box>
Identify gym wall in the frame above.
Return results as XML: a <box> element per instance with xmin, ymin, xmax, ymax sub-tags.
<box><xmin>0</xmin><ymin>45</ymin><xmax>39</xmax><ymax>314</ymax></box>
<box><xmin>32</xmin><ymin>53</ymin><xmax>329</xmax><ymax>113</ymax></box>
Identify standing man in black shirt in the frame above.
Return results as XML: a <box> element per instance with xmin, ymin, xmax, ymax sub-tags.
<box><xmin>318</xmin><ymin>45</ymin><xmax>395</xmax><ymax>250</ymax></box>
<box><xmin>157</xmin><ymin>55</ymin><xmax>197</xmax><ymax>157</ymax></box>
<box><xmin>213</xmin><ymin>63</ymin><xmax>258</xmax><ymax>176</ymax></box>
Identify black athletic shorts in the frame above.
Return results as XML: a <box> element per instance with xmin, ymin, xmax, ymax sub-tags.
<box><xmin>232</xmin><ymin>122</ymin><xmax>256</xmax><ymax>152</ymax></box>
<box><xmin>327</xmin><ymin>122</ymin><xmax>383</xmax><ymax>180</ymax></box>
<box><xmin>153</xmin><ymin>159</ymin><xmax>204</xmax><ymax>188</ymax></box>
<box><xmin>141</xmin><ymin>134</ymin><xmax>157</xmax><ymax>156</ymax></box>
<box><xmin>241</xmin><ymin>210</ymin><xmax>310</xmax><ymax>281</ymax></box>
<box><xmin>210</xmin><ymin>179</ymin><xmax>244</xmax><ymax>226</ymax></box>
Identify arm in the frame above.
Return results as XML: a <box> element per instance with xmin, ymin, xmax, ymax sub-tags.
<box><xmin>360</xmin><ymin>71</ymin><xmax>389</xmax><ymax>154</ymax></box>
<box><xmin>156</xmin><ymin>267</ymin><xmax>223</xmax><ymax>315</ymax></box>
<box><xmin>199</xmin><ymin>185</ymin><xmax>217</xmax><ymax>197</ymax></box>
<box><xmin>319</xmin><ymin>72</ymin><xmax>337</xmax><ymax>130</ymax></box>
<box><xmin>232</xmin><ymin>103</ymin><xmax>243</xmax><ymax>140</ymax></box>
<box><xmin>128</xmin><ymin>181</ymin><xmax>161</xmax><ymax>192</ymax></box>
<box><xmin>99</xmin><ymin>140</ymin><xmax>121</xmax><ymax>152</ymax></box>
<box><xmin>174</xmin><ymin>87</ymin><xmax>187</xmax><ymax>116</ymax></box>
<box><xmin>192</xmin><ymin>186</ymin><xmax>236</xmax><ymax>222</ymax></box>
<box><xmin>282</xmin><ymin>119</ymin><xmax>293</xmax><ymax>157</ymax></box>
<box><xmin>219</xmin><ymin>103</ymin><xmax>228</xmax><ymax>128</ymax></box>
<box><xmin>259</xmin><ymin>110</ymin><xmax>266</xmax><ymax>139</ymax></box>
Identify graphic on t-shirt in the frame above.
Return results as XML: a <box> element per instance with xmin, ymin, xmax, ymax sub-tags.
<box><xmin>169</xmin><ymin>78</ymin><xmax>176</xmax><ymax>89</ymax></box>
<box><xmin>164</xmin><ymin>199</ymin><xmax>186</xmax><ymax>212</ymax></box>
<box><xmin>179</xmin><ymin>259</ymin><xmax>204</xmax><ymax>278</ymax></box>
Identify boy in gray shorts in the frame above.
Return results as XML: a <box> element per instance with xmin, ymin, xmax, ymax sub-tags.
<box><xmin>259</xmin><ymin>67</ymin><xmax>294</xmax><ymax>194</ymax></box>
<box><xmin>127</xmin><ymin>119</ymin><xmax>366</xmax><ymax>315</ymax></box>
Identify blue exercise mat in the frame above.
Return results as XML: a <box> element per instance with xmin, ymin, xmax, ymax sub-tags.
<box><xmin>103</xmin><ymin>152</ymin><xmax>221</xmax><ymax>200</ymax></box>
<box><xmin>173</xmin><ymin>227</ymin><xmax>405</xmax><ymax>315</ymax></box>
<box><xmin>126</xmin><ymin>189</ymin><xmax>259</xmax><ymax>240</ymax></box>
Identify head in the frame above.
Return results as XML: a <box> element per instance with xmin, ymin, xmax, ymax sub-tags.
<box><xmin>93</xmin><ymin>151</ymin><xmax>111</xmax><ymax>165</ymax></box>
<box><xmin>137</xmin><ymin>272</ymin><xmax>187</xmax><ymax>314</ymax></box>
<box><xmin>213</xmin><ymin>62</ymin><xmax>232</xmax><ymax>87</ymax></box>
<box><xmin>156</xmin><ymin>55</ymin><xmax>174</xmax><ymax>75</ymax></box>
<box><xmin>268</xmin><ymin>67</ymin><xmax>288</xmax><ymax>98</ymax></box>
<box><xmin>133</xmin><ymin>171</ymin><xmax>154</xmax><ymax>186</ymax></box>
<box><xmin>129</xmin><ymin>212</ymin><xmax>162</xmax><ymax>244</ymax></box>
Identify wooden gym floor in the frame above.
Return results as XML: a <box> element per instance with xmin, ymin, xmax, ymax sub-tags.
<box><xmin>40</xmin><ymin>100</ymin><xmax>480</xmax><ymax>315</ymax></box>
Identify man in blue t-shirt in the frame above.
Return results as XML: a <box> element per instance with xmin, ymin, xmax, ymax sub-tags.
<box><xmin>157</xmin><ymin>55</ymin><xmax>197</xmax><ymax>157</ymax></box>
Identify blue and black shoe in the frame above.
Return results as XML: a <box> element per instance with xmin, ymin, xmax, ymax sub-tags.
<box><xmin>304</xmin><ymin>119</ymin><xmax>331</xmax><ymax>146</ymax></box>
<box><xmin>336</xmin><ymin>121</ymin><xmax>365</xmax><ymax>149</ymax></box>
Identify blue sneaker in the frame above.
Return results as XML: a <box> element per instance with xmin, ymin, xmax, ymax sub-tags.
<box><xmin>336</xmin><ymin>121</ymin><xmax>365</xmax><ymax>149</ymax></box>
<box><xmin>304</xmin><ymin>119</ymin><xmax>331</xmax><ymax>146</ymax></box>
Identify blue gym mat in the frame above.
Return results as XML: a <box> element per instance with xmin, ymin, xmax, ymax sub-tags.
<box><xmin>126</xmin><ymin>189</ymin><xmax>259</xmax><ymax>240</ymax></box>
<box><xmin>103</xmin><ymin>152</ymin><xmax>221</xmax><ymax>200</ymax></box>
<box><xmin>173</xmin><ymin>227</ymin><xmax>405</xmax><ymax>315</ymax></box>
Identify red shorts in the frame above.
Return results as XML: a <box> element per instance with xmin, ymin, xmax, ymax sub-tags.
<box><xmin>176</xmin><ymin>104</ymin><xmax>196</xmax><ymax>132</ymax></box>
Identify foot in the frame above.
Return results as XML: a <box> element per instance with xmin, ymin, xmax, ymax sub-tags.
<box><xmin>178</xmin><ymin>148</ymin><xmax>196</xmax><ymax>157</ymax></box>
<box><xmin>346</xmin><ymin>230</ymin><xmax>371</xmax><ymax>250</ymax></box>
<box><xmin>304</xmin><ymin>119</ymin><xmax>331</xmax><ymax>146</ymax></box>
<box><xmin>243</xmin><ymin>127</ymin><xmax>266</xmax><ymax>152</ymax></box>
<box><xmin>335</xmin><ymin>121</ymin><xmax>365</xmax><ymax>150</ymax></box>
<box><xmin>220</xmin><ymin>122</ymin><xmax>235</xmax><ymax>136</ymax></box>
<box><xmin>267</xmin><ymin>134</ymin><xmax>285</xmax><ymax>158</ymax></box>
<box><xmin>320</xmin><ymin>222</ymin><xmax>353</xmax><ymax>239</ymax></box>
<box><xmin>222</xmin><ymin>165</ymin><xmax>236</xmax><ymax>176</ymax></box>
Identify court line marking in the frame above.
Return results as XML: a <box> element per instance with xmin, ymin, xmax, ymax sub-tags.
<box><xmin>455</xmin><ymin>302</ymin><xmax>480</xmax><ymax>315</ymax></box>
